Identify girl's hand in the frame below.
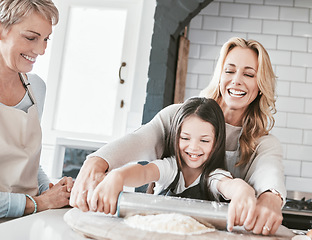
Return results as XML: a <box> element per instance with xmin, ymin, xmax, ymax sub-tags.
<box><xmin>90</xmin><ymin>170</ymin><xmax>124</xmax><ymax>215</ymax></box>
<box><xmin>34</xmin><ymin>177</ymin><xmax>73</xmax><ymax>212</ymax></box>
<box><xmin>226</xmin><ymin>178</ymin><xmax>257</xmax><ymax>232</ymax></box>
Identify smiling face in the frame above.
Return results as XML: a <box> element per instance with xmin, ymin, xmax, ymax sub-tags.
<box><xmin>179</xmin><ymin>115</ymin><xmax>215</xmax><ymax>172</ymax></box>
<box><xmin>219</xmin><ymin>46</ymin><xmax>260</xmax><ymax>121</ymax></box>
<box><xmin>0</xmin><ymin>12</ymin><xmax>52</xmax><ymax>73</ymax></box>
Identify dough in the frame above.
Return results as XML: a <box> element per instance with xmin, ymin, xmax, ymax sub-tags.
<box><xmin>124</xmin><ymin>213</ymin><xmax>215</xmax><ymax>235</ymax></box>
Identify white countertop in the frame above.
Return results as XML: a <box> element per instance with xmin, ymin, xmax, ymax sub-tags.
<box><xmin>0</xmin><ymin>208</ymin><xmax>87</xmax><ymax>240</ymax></box>
<box><xmin>0</xmin><ymin>207</ymin><xmax>297</xmax><ymax>240</ymax></box>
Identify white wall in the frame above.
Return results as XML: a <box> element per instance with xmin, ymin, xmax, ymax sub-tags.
<box><xmin>125</xmin><ymin>0</ymin><xmax>156</xmax><ymax>133</ymax></box>
<box><xmin>185</xmin><ymin>0</ymin><xmax>312</xmax><ymax>193</ymax></box>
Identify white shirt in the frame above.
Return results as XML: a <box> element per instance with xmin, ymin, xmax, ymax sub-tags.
<box><xmin>151</xmin><ymin>157</ymin><xmax>232</xmax><ymax>199</ymax></box>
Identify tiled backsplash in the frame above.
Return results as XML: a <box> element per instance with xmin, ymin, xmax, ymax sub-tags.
<box><xmin>185</xmin><ymin>0</ymin><xmax>312</xmax><ymax>193</ymax></box>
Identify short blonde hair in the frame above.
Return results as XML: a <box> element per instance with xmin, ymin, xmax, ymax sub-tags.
<box><xmin>200</xmin><ymin>37</ymin><xmax>277</xmax><ymax>166</ymax></box>
<box><xmin>0</xmin><ymin>0</ymin><xmax>59</xmax><ymax>29</ymax></box>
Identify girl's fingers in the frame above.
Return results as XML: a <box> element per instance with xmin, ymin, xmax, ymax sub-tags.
<box><xmin>227</xmin><ymin>203</ymin><xmax>236</xmax><ymax>232</ymax></box>
<box><xmin>97</xmin><ymin>198</ymin><xmax>104</xmax><ymax>213</ymax></box>
<box><xmin>243</xmin><ymin>202</ymin><xmax>256</xmax><ymax>227</ymax></box>
<box><xmin>110</xmin><ymin>201</ymin><xmax>117</xmax><ymax>215</ymax></box>
<box><xmin>90</xmin><ymin>191</ymin><xmax>99</xmax><ymax>212</ymax></box>
<box><xmin>234</xmin><ymin>204</ymin><xmax>243</xmax><ymax>226</ymax></box>
<box><xmin>103</xmin><ymin>196</ymin><xmax>110</xmax><ymax>215</ymax></box>
<box><xmin>239</xmin><ymin>208</ymin><xmax>248</xmax><ymax>226</ymax></box>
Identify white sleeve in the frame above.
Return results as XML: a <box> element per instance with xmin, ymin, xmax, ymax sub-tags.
<box><xmin>208</xmin><ymin>168</ymin><xmax>233</xmax><ymax>200</ymax></box>
<box><xmin>151</xmin><ymin>157</ymin><xmax>178</xmax><ymax>194</ymax></box>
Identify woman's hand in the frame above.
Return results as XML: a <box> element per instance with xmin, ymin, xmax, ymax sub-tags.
<box><xmin>244</xmin><ymin>191</ymin><xmax>283</xmax><ymax>235</ymax></box>
<box><xmin>224</xmin><ymin>178</ymin><xmax>257</xmax><ymax>232</ymax></box>
<box><xmin>69</xmin><ymin>157</ymin><xmax>109</xmax><ymax>211</ymax></box>
<box><xmin>33</xmin><ymin>177</ymin><xmax>73</xmax><ymax>212</ymax></box>
<box><xmin>90</xmin><ymin>170</ymin><xmax>124</xmax><ymax>215</ymax></box>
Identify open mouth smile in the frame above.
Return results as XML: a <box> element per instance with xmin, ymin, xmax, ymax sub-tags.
<box><xmin>186</xmin><ymin>152</ymin><xmax>203</xmax><ymax>160</ymax></box>
<box><xmin>21</xmin><ymin>54</ymin><xmax>36</xmax><ymax>62</ymax></box>
<box><xmin>228</xmin><ymin>88</ymin><xmax>247</xmax><ymax>98</ymax></box>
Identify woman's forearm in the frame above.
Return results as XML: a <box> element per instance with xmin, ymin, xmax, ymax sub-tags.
<box><xmin>244</xmin><ymin>134</ymin><xmax>286</xmax><ymax>204</ymax></box>
<box><xmin>0</xmin><ymin>192</ymin><xmax>25</xmax><ymax>218</ymax></box>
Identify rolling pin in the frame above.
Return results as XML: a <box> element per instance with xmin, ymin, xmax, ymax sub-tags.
<box><xmin>116</xmin><ymin>191</ymin><xmax>228</xmax><ymax>229</ymax></box>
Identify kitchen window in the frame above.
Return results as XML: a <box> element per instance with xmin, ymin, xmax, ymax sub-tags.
<box><xmin>35</xmin><ymin>0</ymin><xmax>146</xmax><ymax>178</ymax></box>
<box><xmin>53</xmin><ymin>6</ymin><xmax>127</xmax><ymax>137</ymax></box>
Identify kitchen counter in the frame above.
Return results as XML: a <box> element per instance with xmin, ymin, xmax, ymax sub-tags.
<box><xmin>0</xmin><ymin>207</ymin><xmax>295</xmax><ymax>240</ymax></box>
<box><xmin>0</xmin><ymin>208</ymin><xmax>87</xmax><ymax>240</ymax></box>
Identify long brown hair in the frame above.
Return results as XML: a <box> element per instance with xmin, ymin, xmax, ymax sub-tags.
<box><xmin>167</xmin><ymin>97</ymin><xmax>226</xmax><ymax>196</ymax></box>
<box><xmin>200</xmin><ymin>37</ymin><xmax>276</xmax><ymax>166</ymax></box>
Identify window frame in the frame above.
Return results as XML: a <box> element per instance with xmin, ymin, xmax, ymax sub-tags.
<box><xmin>41</xmin><ymin>0</ymin><xmax>143</xmax><ymax>145</ymax></box>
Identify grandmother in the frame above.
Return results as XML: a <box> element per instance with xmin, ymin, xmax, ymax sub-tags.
<box><xmin>0</xmin><ymin>0</ymin><xmax>73</xmax><ymax>218</ymax></box>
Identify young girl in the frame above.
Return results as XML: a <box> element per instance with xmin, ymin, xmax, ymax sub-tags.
<box><xmin>90</xmin><ymin>98</ymin><xmax>256</xmax><ymax>230</ymax></box>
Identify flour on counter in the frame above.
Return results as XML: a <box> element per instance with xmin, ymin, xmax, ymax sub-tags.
<box><xmin>124</xmin><ymin>213</ymin><xmax>215</xmax><ymax>235</ymax></box>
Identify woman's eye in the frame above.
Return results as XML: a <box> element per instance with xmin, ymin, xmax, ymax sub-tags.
<box><xmin>25</xmin><ymin>37</ymin><xmax>36</xmax><ymax>41</ymax></box>
<box><xmin>201</xmin><ymin>140</ymin><xmax>210</xmax><ymax>143</ymax></box>
<box><xmin>245</xmin><ymin>73</ymin><xmax>254</xmax><ymax>78</ymax></box>
<box><xmin>225</xmin><ymin>70</ymin><xmax>234</xmax><ymax>74</ymax></box>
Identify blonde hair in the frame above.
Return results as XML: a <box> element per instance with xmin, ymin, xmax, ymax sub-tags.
<box><xmin>200</xmin><ymin>37</ymin><xmax>276</xmax><ymax>166</ymax></box>
<box><xmin>0</xmin><ymin>0</ymin><xmax>59</xmax><ymax>28</ymax></box>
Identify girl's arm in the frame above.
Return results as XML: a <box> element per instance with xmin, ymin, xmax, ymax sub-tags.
<box><xmin>217</xmin><ymin>177</ymin><xmax>257</xmax><ymax>232</ymax></box>
<box><xmin>90</xmin><ymin>163</ymin><xmax>160</xmax><ymax>215</ymax></box>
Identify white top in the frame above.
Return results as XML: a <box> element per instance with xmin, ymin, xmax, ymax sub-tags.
<box><xmin>151</xmin><ymin>156</ymin><xmax>232</xmax><ymax>199</ymax></box>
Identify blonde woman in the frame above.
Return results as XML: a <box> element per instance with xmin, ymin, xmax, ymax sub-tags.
<box><xmin>0</xmin><ymin>0</ymin><xmax>73</xmax><ymax>218</ymax></box>
<box><xmin>71</xmin><ymin>37</ymin><xmax>285</xmax><ymax>236</ymax></box>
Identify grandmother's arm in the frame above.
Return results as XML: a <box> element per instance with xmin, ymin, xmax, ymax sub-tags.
<box><xmin>0</xmin><ymin>192</ymin><xmax>26</xmax><ymax>218</ymax></box>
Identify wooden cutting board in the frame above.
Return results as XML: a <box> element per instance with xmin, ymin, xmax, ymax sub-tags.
<box><xmin>64</xmin><ymin>208</ymin><xmax>295</xmax><ymax>240</ymax></box>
